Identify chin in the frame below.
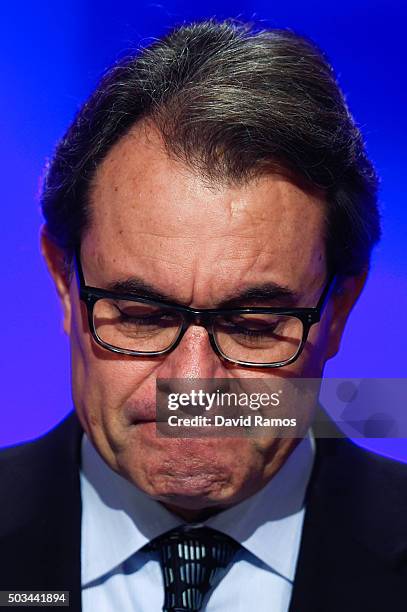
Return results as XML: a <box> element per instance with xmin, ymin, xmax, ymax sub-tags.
<box><xmin>151</xmin><ymin>471</ymin><xmax>234</xmax><ymax>503</ymax></box>
<box><xmin>143</xmin><ymin>455</ymin><xmax>234</xmax><ymax>499</ymax></box>
<box><xmin>148</xmin><ymin>475</ymin><xmax>249</xmax><ymax>519</ymax></box>
<box><xmin>113</xmin><ymin>423</ymin><xmax>269</xmax><ymax>513</ymax></box>
<box><xmin>126</xmin><ymin>449</ymin><xmax>261</xmax><ymax>520</ymax></box>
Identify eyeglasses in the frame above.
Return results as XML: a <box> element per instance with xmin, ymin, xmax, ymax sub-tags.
<box><xmin>74</xmin><ymin>251</ymin><xmax>335</xmax><ymax>368</ymax></box>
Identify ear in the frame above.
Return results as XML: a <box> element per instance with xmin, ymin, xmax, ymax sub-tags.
<box><xmin>40</xmin><ymin>226</ymin><xmax>72</xmax><ymax>335</ymax></box>
<box><xmin>325</xmin><ymin>270</ymin><xmax>368</xmax><ymax>360</ymax></box>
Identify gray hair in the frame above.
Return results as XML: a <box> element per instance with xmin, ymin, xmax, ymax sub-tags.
<box><xmin>41</xmin><ymin>19</ymin><xmax>380</xmax><ymax>276</ymax></box>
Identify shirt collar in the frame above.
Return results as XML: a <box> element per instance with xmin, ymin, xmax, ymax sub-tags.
<box><xmin>81</xmin><ymin>432</ymin><xmax>314</xmax><ymax>586</ymax></box>
<box><xmin>80</xmin><ymin>437</ymin><xmax>183</xmax><ymax>585</ymax></box>
<box><xmin>206</xmin><ymin>433</ymin><xmax>315</xmax><ymax>579</ymax></box>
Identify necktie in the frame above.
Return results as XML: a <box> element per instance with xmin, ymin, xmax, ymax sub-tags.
<box><xmin>147</xmin><ymin>526</ymin><xmax>240</xmax><ymax>611</ymax></box>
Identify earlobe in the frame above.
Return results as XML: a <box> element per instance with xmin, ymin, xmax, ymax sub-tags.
<box><xmin>326</xmin><ymin>272</ymin><xmax>368</xmax><ymax>360</ymax></box>
<box><xmin>40</xmin><ymin>227</ymin><xmax>72</xmax><ymax>335</ymax></box>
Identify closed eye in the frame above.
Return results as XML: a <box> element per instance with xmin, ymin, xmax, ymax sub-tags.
<box><xmin>115</xmin><ymin>305</ymin><xmax>180</xmax><ymax>328</ymax></box>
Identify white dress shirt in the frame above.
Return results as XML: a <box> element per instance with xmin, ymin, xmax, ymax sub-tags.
<box><xmin>80</xmin><ymin>433</ymin><xmax>314</xmax><ymax>612</ymax></box>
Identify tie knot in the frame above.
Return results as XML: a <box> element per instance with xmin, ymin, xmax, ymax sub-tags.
<box><xmin>148</xmin><ymin>526</ymin><xmax>240</xmax><ymax>611</ymax></box>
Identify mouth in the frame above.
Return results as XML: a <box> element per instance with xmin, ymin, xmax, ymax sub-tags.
<box><xmin>130</xmin><ymin>414</ymin><xmax>167</xmax><ymax>425</ymax></box>
<box><xmin>125</xmin><ymin>402</ymin><xmax>206</xmax><ymax>426</ymax></box>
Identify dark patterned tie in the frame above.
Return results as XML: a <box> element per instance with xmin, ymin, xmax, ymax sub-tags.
<box><xmin>146</xmin><ymin>526</ymin><xmax>240</xmax><ymax>611</ymax></box>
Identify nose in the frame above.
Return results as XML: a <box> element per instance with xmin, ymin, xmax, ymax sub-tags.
<box><xmin>157</xmin><ymin>324</ymin><xmax>226</xmax><ymax>381</ymax></box>
<box><xmin>156</xmin><ymin>325</ymin><xmax>235</xmax><ymax>417</ymax></box>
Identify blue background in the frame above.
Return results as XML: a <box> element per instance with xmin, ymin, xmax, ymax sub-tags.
<box><xmin>1</xmin><ymin>1</ymin><xmax>406</xmax><ymax>460</ymax></box>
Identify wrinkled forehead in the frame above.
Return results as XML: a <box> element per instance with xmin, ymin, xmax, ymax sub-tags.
<box><xmin>83</xmin><ymin>123</ymin><xmax>327</xmax><ymax>302</ymax></box>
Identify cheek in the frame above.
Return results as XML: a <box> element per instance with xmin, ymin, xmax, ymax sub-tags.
<box><xmin>68</xmin><ymin>299</ymin><xmax>159</xmax><ymax>432</ymax></box>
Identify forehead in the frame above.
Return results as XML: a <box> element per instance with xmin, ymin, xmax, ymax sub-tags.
<box><xmin>83</xmin><ymin>122</ymin><xmax>327</xmax><ymax>304</ymax></box>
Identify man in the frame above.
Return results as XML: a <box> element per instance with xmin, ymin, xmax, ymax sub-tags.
<box><xmin>1</xmin><ymin>19</ymin><xmax>406</xmax><ymax>612</ymax></box>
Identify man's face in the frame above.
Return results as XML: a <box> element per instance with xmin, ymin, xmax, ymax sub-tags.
<box><xmin>43</xmin><ymin>122</ymin><xmax>362</xmax><ymax>518</ymax></box>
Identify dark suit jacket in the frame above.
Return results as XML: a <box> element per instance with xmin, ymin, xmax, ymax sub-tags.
<box><xmin>0</xmin><ymin>411</ymin><xmax>406</xmax><ymax>611</ymax></box>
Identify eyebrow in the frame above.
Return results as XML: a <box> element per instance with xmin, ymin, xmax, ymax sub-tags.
<box><xmin>104</xmin><ymin>278</ymin><xmax>298</xmax><ymax>308</ymax></box>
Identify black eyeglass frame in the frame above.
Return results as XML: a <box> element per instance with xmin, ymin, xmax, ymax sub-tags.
<box><xmin>74</xmin><ymin>250</ymin><xmax>336</xmax><ymax>369</ymax></box>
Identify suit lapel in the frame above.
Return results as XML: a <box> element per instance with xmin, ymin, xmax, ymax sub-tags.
<box><xmin>0</xmin><ymin>412</ymin><xmax>83</xmax><ymax>611</ymax></box>
<box><xmin>289</xmin><ymin>436</ymin><xmax>407</xmax><ymax>612</ymax></box>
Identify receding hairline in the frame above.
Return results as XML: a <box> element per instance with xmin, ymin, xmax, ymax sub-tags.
<box><xmin>40</xmin><ymin>19</ymin><xmax>380</xmax><ymax>276</ymax></box>
<box><xmin>87</xmin><ymin>116</ymin><xmax>328</xmax><ymax>202</ymax></box>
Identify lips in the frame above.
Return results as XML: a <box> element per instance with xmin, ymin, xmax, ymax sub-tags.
<box><xmin>124</xmin><ymin>388</ymin><xmax>198</xmax><ymax>424</ymax></box>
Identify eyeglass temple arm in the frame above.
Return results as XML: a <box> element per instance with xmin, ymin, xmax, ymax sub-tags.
<box><xmin>73</xmin><ymin>249</ymin><xmax>87</xmax><ymax>293</ymax></box>
<box><xmin>316</xmin><ymin>273</ymin><xmax>337</xmax><ymax>314</ymax></box>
